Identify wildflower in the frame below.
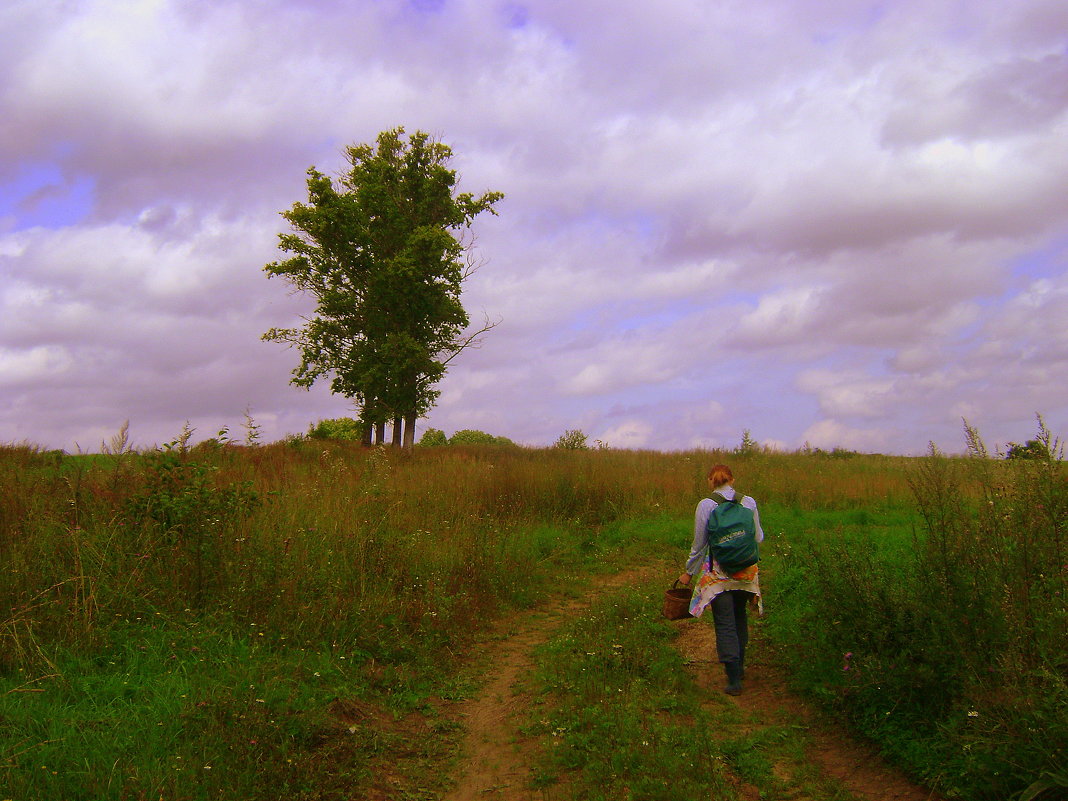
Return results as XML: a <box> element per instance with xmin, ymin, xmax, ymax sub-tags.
<box><xmin>968</xmin><ymin>710</ymin><xmax>979</xmax><ymax>717</ymax></box>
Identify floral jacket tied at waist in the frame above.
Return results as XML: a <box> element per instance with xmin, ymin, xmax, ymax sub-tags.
<box><xmin>688</xmin><ymin>560</ymin><xmax>762</xmax><ymax>617</ymax></box>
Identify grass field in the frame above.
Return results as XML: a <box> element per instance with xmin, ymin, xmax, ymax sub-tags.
<box><xmin>0</xmin><ymin>434</ymin><xmax>1064</xmax><ymax>800</ymax></box>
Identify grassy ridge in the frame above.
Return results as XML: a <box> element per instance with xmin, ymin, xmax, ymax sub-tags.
<box><xmin>0</xmin><ymin>438</ymin><xmax>1063</xmax><ymax>799</ymax></box>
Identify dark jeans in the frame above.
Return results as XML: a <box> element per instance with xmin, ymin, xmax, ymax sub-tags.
<box><xmin>711</xmin><ymin>590</ymin><xmax>751</xmax><ymax>665</ymax></box>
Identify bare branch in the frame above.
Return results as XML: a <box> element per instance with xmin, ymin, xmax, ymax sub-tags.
<box><xmin>439</xmin><ymin>312</ymin><xmax>502</xmax><ymax>366</ymax></box>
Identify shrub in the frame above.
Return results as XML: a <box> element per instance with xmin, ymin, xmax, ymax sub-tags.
<box><xmin>307</xmin><ymin>417</ymin><xmax>364</xmax><ymax>441</ymax></box>
<box><xmin>417</xmin><ymin>428</ymin><xmax>448</xmax><ymax>447</ymax></box>
<box><xmin>553</xmin><ymin>429</ymin><xmax>588</xmax><ymax>450</ymax></box>
<box><xmin>125</xmin><ymin>444</ymin><xmax>260</xmax><ymax>603</ymax></box>
<box><xmin>1006</xmin><ymin>438</ymin><xmax>1051</xmax><ymax>460</ymax></box>
<box><xmin>449</xmin><ymin>429</ymin><xmax>516</xmax><ymax>446</ymax></box>
<box><xmin>736</xmin><ymin>428</ymin><xmax>758</xmax><ymax>455</ymax></box>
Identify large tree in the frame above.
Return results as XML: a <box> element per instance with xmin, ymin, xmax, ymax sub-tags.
<box><xmin>263</xmin><ymin>128</ymin><xmax>502</xmax><ymax>447</ymax></box>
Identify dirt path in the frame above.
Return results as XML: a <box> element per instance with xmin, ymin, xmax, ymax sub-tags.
<box><xmin>442</xmin><ymin>568</ymin><xmax>652</xmax><ymax>801</ymax></box>
<box><xmin>442</xmin><ymin>571</ymin><xmax>945</xmax><ymax>801</ymax></box>
<box><xmin>674</xmin><ymin>620</ymin><xmax>947</xmax><ymax>801</ymax></box>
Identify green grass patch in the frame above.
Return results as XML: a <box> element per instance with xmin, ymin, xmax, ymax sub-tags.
<box><xmin>0</xmin><ymin>617</ymin><xmax>450</xmax><ymax>800</ymax></box>
<box><xmin>526</xmin><ymin>582</ymin><xmax>735</xmax><ymax>800</ymax></box>
<box><xmin>522</xmin><ymin>578</ymin><xmax>876</xmax><ymax>801</ymax></box>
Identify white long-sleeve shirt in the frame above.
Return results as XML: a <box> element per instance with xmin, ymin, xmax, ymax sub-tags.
<box><xmin>684</xmin><ymin>485</ymin><xmax>765</xmax><ymax>576</ymax></box>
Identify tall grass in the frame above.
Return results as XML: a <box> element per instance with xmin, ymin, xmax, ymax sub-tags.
<box><xmin>5</xmin><ymin>433</ymin><xmax>1051</xmax><ymax>799</ymax></box>
<box><xmin>763</xmin><ymin>425</ymin><xmax>1067</xmax><ymax>800</ymax></box>
<box><xmin>1</xmin><ymin>439</ymin><xmax>743</xmax><ymax>798</ymax></box>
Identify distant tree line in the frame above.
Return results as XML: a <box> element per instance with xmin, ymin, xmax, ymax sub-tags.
<box><xmin>304</xmin><ymin>420</ymin><xmax>603</xmax><ymax>450</ymax></box>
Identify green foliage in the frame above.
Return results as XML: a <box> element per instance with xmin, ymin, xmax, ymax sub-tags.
<box><xmin>127</xmin><ymin>446</ymin><xmax>258</xmax><ymax>533</ymax></box>
<box><xmin>763</xmin><ymin>421</ymin><xmax>1068</xmax><ymax>801</ymax></box>
<box><xmin>417</xmin><ymin>427</ymin><xmax>448</xmax><ymax>446</ymax></box>
<box><xmin>242</xmin><ymin>407</ymin><xmax>263</xmax><ymax>446</ymax></box>
<box><xmin>307</xmin><ymin>416</ymin><xmax>365</xmax><ymax>441</ymax></box>
<box><xmin>449</xmin><ymin>428</ymin><xmax>516</xmax><ymax>446</ymax></box>
<box><xmin>1018</xmin><ymin>771</ymin><xmax>1068</xmax><ymax>801</ymax></box>
<box><xmin>262</xmin><ymin>127</ymin><xmax>503</xmax><ymax>442</ymax></box>
<box><xmin>1006</xmin><ymin>438</ymin><xmax>1052</xmax><ymax>460</ymax></box>
<box><xmin>413</xmin><ymin>427</ymin><xmax>518</xmax><ymax>446</ymax></box>
<box><xmin>737</xmin><ymin>427</ymin><xmax>759</xmax><ymax>454</ymax></box>
<box><xmin>1006</xmin><ymin>414</ymin><xmax>1062</xmax><ymax>462</ymax></box>
<box><xmin>553</xmin><ymin>429</ymin><xmax>588</xmax><ymax>450</ymax></box>
<box><xmin>125</xmin><ymin>443</ymin><xmax>260</xmax><ymax>603</ymax></box>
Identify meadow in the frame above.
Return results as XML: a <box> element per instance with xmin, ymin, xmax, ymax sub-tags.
<box><xmin>0</xmin><ymin>430</ymin><xmax>1064</xmax><ymax>800</ymax></box>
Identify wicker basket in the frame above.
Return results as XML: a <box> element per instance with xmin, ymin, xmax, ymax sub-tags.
<box><xmin>662</xmin><ymin>580</ymin><xmax>693</xmax><ymax>620</ymax></box>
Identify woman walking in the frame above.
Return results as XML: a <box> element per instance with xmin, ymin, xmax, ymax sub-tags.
<box><xmin>677</xmin><ymin>464</ymin><xmax>764</xmax><ymax>696</ymax></box>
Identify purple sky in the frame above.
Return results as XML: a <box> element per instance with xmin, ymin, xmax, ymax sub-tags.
<box><xmin>2</xmin><ymin>0</ymin><xmax>1067</xmax><ymax>454</ymax></box>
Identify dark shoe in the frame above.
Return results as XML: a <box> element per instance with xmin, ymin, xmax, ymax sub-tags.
<box><xmin>724</xmin><ymin>662</ymin><xmax>743</xmax><ymax>696</ymax></box>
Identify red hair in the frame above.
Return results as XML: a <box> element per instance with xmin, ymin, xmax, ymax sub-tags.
<box><xmin>708</xmin><ymin>464</ymin><xmax>733</xmax><ymax>489</ymax></box>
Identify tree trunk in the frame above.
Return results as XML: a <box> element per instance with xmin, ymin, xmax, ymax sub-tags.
<box><xmin>403</xmin><ymin>413</ymin><xmax>417</xmax><ymax>450</ymax></box>
<box><xmin>361</xmin><ymin>422</ymin><xmax>373</xmax><ymax>446</ymax></box>
<box><xmin>375</xmin><ymin>421</ymin><xmax>385</xmax><ymax>445</ymax></box>
<box><xmin>391</xmin><ymin>416</ymin><xmax>402</xmax><ymax>447</ymax></box>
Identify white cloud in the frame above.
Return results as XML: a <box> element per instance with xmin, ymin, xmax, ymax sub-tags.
<box><xmin>796</xmin><ymin>369</ymin><xmax>897</xmax><ymax>419</ymax></box>
<box><xmin>0</xmin><ymin>344</ymin><xmax>73</xmax><ymax>387</ymax></box>
<box><xmin>596</xmin><ymin>419</ymin><xmax>654</xmax><ymax>450</ymax></box>
<box><xmin>732</xmin><ymin>287</ymin><xmax>824</xmax><ymax>347</ymax></box>
<box><xmin>1</xmin><ymin>0</ymin><xmax>1067</xmax><ymax>453</ymax></box>
<box><xmin>801</xmin><ymin>419</ymin><xmax>893</xmax><ymax>453</ymax></box>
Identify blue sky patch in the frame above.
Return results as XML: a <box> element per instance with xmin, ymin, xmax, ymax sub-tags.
<box><xmin>0</xmin><ymin>162</ymin><xmax>95</xmax><ymax>231</ymax></box>
<box><xmin>1010</xmin><ymin>239</ymin><xmax>1066</xmax><ymax>282</ymax></box>
<box><xmin>502</xmin><ymin>2</ymin><xmax>528</xmax><ymax>29</ymax></box>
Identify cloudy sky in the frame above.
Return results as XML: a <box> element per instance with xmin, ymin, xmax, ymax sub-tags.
<box><xmin>2</xmin><ymin>0</ymin><xmax>1066</xmax><ymax>454</ymax></box>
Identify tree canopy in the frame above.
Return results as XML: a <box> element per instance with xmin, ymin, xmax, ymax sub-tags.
<box><xmin>263</xmin><ymin>128</ymin><xmax>503</xmax><ymax>446</ymax></box>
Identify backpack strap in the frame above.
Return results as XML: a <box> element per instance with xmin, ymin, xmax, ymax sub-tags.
<box><xmin>710</xmin><ymin>491</ymin><xmax>744</xmax><ymax>505</ymax></box>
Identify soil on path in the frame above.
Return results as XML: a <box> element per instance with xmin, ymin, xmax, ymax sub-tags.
<box><xmin>674</xmin><ymin>619</ymin><xmax>947</xmax><ymax>801</ymax></box>
<box><xmin>442</xmin><ymin>570</ymin><xmax>946</xmax><ymax>801</ymax></box>
<box><xmin>442</xmin><ymin>567</ymin><xmax>652</xmax><ymax>801</ymax></box>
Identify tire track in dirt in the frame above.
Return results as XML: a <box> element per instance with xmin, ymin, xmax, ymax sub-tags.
<box><xmin>441</xmin><ymin>567</ymin><xmax>655</xmax><ymax>801</ymax></box>
<box><xmin>673</xmin><ymin>619</ymin><xmax>947</xmax><ymax>801</ymax></box>
<box><xmin>442</xmin><ymin>568</ymin><xmax>946</xmax><ymax>801</ymax></box>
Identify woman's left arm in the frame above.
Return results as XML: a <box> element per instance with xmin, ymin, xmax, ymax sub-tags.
<box><xmin>680</xmin><ymin>499</ymin><xmax>714</xmax><ymax>582</ymax></box>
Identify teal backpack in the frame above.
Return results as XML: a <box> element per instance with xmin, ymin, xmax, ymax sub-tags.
<box><xmin>707</xmin><ymin>492</ymin><xmax>759</xmax><ymax>574</ymax></box>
